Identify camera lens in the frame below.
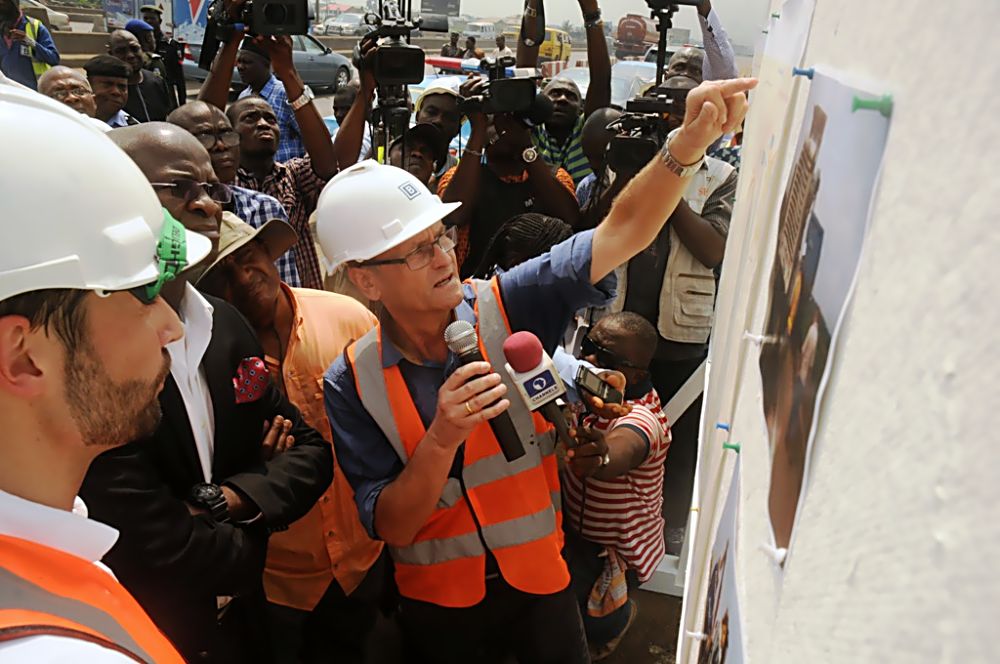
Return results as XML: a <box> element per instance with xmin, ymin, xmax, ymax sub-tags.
<box><xmin>263</xmin><ymin>2</ymin><xmax>288</xmax><ymax>24</ymax></box>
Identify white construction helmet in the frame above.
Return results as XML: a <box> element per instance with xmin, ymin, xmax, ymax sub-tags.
<box><xmin>315</xmin><ymin>160</ymin><xmax>460</xmax><ymax>271</ymax></box>
<box><xmin>0</xmin><ymin>83</ymin><xmax>212</xmax><ymax>302</ymax></box>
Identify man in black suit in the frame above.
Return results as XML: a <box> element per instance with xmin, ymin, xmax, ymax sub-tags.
<box><xmin>80</xmin><ymin>123</ymin><xmax>333</xmax><ymax>663</ymax></box>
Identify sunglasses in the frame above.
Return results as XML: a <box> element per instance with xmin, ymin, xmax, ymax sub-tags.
<box><xmin>127</xmin><ymin>209</ymin><xmax>189</xmax><ymax>304</ymax></box>
<box><xmin>150</xmin><ymin>179</ymin><xmax>232</xmax><ymax>205</ymax></box>
<box><xmin>580</xmin><ymin>335</ymin><xmax>641</xmax><ymax>371</ymax></box>
<box><xmin>193</xmin><ymin>129</ymin><xmax>240</xmax><ymax>151</ymax></box>
<box><xmin>361</xmin><ymin>227</ymin><xmax>457</xmax><ymax>271</ymax></box>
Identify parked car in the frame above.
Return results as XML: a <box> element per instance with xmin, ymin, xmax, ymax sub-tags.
<box><xmin>182</xmin><ymin>35</ymin><xmax>353</xmax><ymax>92</ymax></box>
<box><xmin>22</xmin><ymin>0</ymin><xmax>70</xmax><ymax>31</ymax></box>
<box><xmin>323</xmin><ymin>13</ymin><xmax>371</xmax><ymax>36</ymax></box>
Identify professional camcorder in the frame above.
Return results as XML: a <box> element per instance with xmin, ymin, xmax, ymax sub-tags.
<box><xmin>198</xmin><ymin>0</ymin><xmax>308</xmax><ymax>69</ymax></box>
<box><xmin>606</xmin><ymin>0</ymin><xmax>702</xmax><ymax>173</ymax></box>
<box><xmin>458</xmin><ymin>57</ymin><xmax>552</xmax><ymax>127</ymax></box>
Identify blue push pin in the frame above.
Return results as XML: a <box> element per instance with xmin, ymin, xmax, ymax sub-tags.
<box><xmin>792</xmin><ymin>67</ymin><xmax>815</xmax><ymax>80</ymax></box>
<box><xmin>716</xmin><ymin>423</ymin><xmax>730</xmax><ymax>432</ymax></box>
<box><xmin>723</xmin><ymin>442</ymin><xmax>741</xmax><ymax>453</ymax></box>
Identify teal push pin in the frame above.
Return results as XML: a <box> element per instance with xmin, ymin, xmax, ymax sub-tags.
<box><xmin>792</xmin><ymin>67</ymin><xmax>814</xmax><ymax>79</ymax></box>
<box><xmin>771</xmin><ymin>11</ymin><xmax>780</xmax><ymax>18</ymax></box>
<box><xmin>723</xmin><ymin>442</ymin><xmax>741</xmax><ymax>453</ymax></box>
<box><xmin>852</xmin><ymin>94</ymin><xmax>893</xmax><ymax>119</ymax></box>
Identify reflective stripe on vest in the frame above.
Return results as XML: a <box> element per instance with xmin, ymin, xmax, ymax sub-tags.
<box><xmin>0</xmin><ymin>534</ymin><xmax>184</xmax><ymax>663</ymax></box>
<box><xmin>346</xmin><ymin>277</ymin><xmax>568</xmax><ymax>607</ymax></box>
<box><xmin>23</xmin><ymin>19</ymin><xmax>52</xmax><ymax>80</ymax></box>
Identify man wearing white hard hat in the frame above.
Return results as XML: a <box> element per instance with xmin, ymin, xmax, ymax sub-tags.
<box><xmin>319</xmin><ymin>76</ymin><xmax>756</xmax><ymax>660</ymax></box>
<box><xmin>0</xmin><ymin>80</ymin><xmax>211</xmax><ymax>661</ymax></box>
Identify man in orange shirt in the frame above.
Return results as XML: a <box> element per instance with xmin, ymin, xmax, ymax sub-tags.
<box><xmin>197</xmin><ymin>214</ymin><xmax>384</xmax><ymax>663</ymax></box>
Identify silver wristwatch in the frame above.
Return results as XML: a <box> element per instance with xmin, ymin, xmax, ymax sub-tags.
<box><xmin>522</xmin><ymin>146</ymin><xmax>538</xmax><ymax>164</ymax></box>
<box><xmin>288</xmin><ymin>86</ymin><xmax>315</xmax><ymax>111</ymax></box>
<box><xmin>659</xmin><ymin>133</ymin><xmax>705</xmax><ymax>178</ymax></box>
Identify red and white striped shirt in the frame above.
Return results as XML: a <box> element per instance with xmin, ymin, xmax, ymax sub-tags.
<box><xmin>562</xmin><ymin>388</ymin><xmax>671</xmax><ymax>582</ymax></box>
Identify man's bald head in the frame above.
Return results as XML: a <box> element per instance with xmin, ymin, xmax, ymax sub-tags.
<box><xmin>110</xmin><ymin>123</ymin><xmax>223</xmax><ymax>270</ymax></box>
<box><xmin>581</xmin><ymin>107</ymin><xmax>622</xmax><ymax>173</ymax></box>
<box><xmin>108</xmin><ymin>29</ymin><xmax>145</xmax><ymax>79</ymax></box>
<box><xmin>38</xmin><ymin>66</ymin><xmax>97</xmax><ymax>117</ymax></box>
<box><xmin>168</xmin><ymin>101</ymin><xmax>241</xmax><ymax>183</ymax></box>
<box><xmin>665</xmin><ymin>47</ymin><xmax>705</xmax><ymax>84</ymax></box>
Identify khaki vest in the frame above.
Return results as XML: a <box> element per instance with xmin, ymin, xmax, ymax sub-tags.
<box><xmin>610</xmin><ymin>157</ymin><xmax>735</xmax><ymax>344</ymax></box>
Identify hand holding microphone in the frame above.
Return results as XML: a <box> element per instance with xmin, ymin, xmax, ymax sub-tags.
<box><xmin>427</xmin><ymin>361</ymin><xmax>510</xmax><ymax>453</ymax></box>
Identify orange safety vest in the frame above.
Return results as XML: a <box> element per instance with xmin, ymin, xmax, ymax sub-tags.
<box><xmin>0</xmin><ymin>533</ymin><xmax>184</xmax><ymax>663</ymax></box>
<box><xmin>346</xmin><ymin>278</ymin><xmax>569</xmax><ymax>608</ymax></box>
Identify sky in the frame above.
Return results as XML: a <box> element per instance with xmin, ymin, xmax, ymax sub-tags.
<box><xmin>436</xmin><ymin>0</ymin><xmax>772</xmax><ymax>51</ymax></box>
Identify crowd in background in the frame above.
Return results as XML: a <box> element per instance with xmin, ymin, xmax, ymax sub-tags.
<box><xmin>0</xmin><ymin>0</ymin><xmax>752</xmax><ymax>662</ymax></box>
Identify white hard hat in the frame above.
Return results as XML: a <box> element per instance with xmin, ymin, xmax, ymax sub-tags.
<box><xmin>414</xmin><ymin>78</ymin><xmax>462</xmax><ymax>114</ymax></box>
<box><xmin>315</xmin><ymin>160</ymin><xmax>460</xmax><ymax>272</ymax></box>
<box><xmin>0</xmin><ymin>83</ymin><xmax>212</xmax><ymax>302</ymax></box>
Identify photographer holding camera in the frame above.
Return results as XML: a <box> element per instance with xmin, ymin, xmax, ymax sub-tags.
<box><xmin>438</xmin><ymin>99</ymin><xmax>580</xmax><ymax>278</ymax></box>
<box><xmin>524</xmin><ymin>0</ymin><xmax>611</xmax><ymax>187</ymax></box>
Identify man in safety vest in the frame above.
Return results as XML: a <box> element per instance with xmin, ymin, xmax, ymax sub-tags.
<box><xmin>317</xmin><ymin>76</ymin><xmax>755</xmax><ymax>661</ymax></box>
<box><xmin>0</xmin><ymin>81</ymin><xmax>211</xmax><ymax>661</ymax></box>
<box><xmin>0</xmin><ymin>0</ymin><xmax>59</xmax><ymax>90</ymax></box>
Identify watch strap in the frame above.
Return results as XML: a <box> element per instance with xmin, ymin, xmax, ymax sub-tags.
<box><xmin>288</xmin><ymin>87</ymin><xmax>314</xmax><ymax>111</ymax></box>
<box><xmin>659</xmin><ymin>134</ymin><xmax>705</xmax><ymax>178</ymax></box>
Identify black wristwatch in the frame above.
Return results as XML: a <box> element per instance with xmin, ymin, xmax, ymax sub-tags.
<box><xmin>188</xmin><ymin>482</ymin><xmax>231</xmax><ymax>523</ymax></box>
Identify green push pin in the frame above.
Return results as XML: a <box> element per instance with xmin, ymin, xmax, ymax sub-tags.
<box><xmin>852</xmin><ymin>94</ymin><xmax>893</xmax><ymax>119</ymax></box>
<box><xmin>771</xmin><ymin>12</ymin><xmax>780</xmax><ymax>18</ymax></box>
<box><xmin>723</xmin><ymin>442</ymin><xmax>741</xmax><ymax>453</ymax></box>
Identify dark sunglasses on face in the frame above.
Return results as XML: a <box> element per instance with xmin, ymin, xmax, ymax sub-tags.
<box><xmin>193</xmin><ymin>130</ymin><xmax>240</xmax><ymax>151</ymax></box>
<box><xmin>581</xmin><ymin>335</ymin><xmax>640</xmax><ymax>370</ymax></box>
<box><xmin>150</xmin><ymin>179</ymin><xmax>232</xmax><ymax>205</ymax></box>
<box><xmin>361</xmin><ymin>226</ymin><xmax>457</xmax><ymax>271</ymax></box>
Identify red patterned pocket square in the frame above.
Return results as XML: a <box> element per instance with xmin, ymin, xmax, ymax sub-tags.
<box><xmin>234</xmin><ymin>357</ymin><xmax>269</xmax><ymax>404</ymax></box>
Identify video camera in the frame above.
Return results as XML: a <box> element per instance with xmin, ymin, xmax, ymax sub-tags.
<box><xmin>356</xmin><ymin>0</ymin><xmax>448</xmax><ymax>159</ymax></box>
<box><xmin>198</xmin><ymin>0</ymin><xmax>308</xmax><ymax>69</ymax></box>
<box><xmin>606</xmin><ymin>0</ymin><xmax>702</xmax><ymax>173</ymax></box>
<box><xmin>459</xmin><ymin>57</ymin><xmax>537</xmax><ymax>115</ymax></box>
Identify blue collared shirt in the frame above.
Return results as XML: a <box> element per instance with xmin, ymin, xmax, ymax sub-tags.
<box><xmin>239</xmin><ymin>75</ymin><xmax>305</xmax><ymax>163</ymax></box>
<box><xmin>0</xmin><ymin>16</ymin><xmax>59</xmax><ymax>90</ymax></box>
<box><xmin>324</xmin><ymin>229</ymin><xmax>615</xmax><ymax>538</ymax></box>
<box><xmin>230</xmin><ymin>185</ymin><xmax>301</xmax><ymax>287</ymax></box>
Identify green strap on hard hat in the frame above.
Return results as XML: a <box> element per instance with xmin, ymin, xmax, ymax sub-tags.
<box><xmin>143</xmin><ymin>209</ymin><xmax>188</xmax><ymax>302</ymax></box>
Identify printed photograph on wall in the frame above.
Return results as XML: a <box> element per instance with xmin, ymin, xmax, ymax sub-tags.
<box><xmin>759</xmin><ymin>71</ymin><xmax>891</xmax><ymax>550</ymax></box>
<box><xmin>698</xmin><ymin>467</ymin><xmax>744</xmax><ymax>664</ymax></box>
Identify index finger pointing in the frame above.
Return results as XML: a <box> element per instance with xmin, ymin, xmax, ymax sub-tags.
<box><xmin>716</xmin><ymin>77</ymin><xmax>759</xmax><ymax>97</ymax></box>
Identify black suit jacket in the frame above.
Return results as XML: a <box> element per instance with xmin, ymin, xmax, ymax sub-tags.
<box><xmin>80</xmin><ymin>295</ymin><xmax>332</xmax><ymax>662</ymax></box>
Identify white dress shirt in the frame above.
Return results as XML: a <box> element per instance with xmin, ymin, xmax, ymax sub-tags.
<box><xmin>0</xmin><ymin>490</ymin><xmax>137</xmax><ymax>662</ymax></box>
<box><xmin>330</xmin><ymin>120</ymin><xmax>373</xmax><ymax>163</ymax></box>
<box><xmin>166</xmin><ymin>283</ymin><xmax>216</xmax><ymax>483</ymax></box>
<box><xmin>699</xmin><ymin>10</ymin><xmax>739</xmax><ymax>81</ymax></box>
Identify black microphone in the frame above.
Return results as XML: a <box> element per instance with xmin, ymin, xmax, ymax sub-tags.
<box><xmin>444</xmin><ymin>320</ymin><xmax>526</xmax><ymax>462</ymax></box>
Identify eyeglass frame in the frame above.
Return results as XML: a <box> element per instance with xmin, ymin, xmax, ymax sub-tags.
<box><xmin>359</xmin><ymin>226</ymin><xmax>458</xmax><ymax>271</ymax></box>
<box><xmin>191</xmin><ymin>129</ymin><xmax>240</xmax><ymax>151</ymax></box>
<box><xmin>149</xmin><ymin>179</ymin><xmax>233</xmax><ymax>205</ymax></box>
<box><xmin>580</xmin><ymin>334</ymin><xmax>641</xmax><ymax>371</ymax></box>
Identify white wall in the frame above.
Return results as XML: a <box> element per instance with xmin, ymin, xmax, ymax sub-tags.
<box><xmin>682</xmin><ymin>1</ymin><xmax>1000</xmax><ymax>662</ymax></box>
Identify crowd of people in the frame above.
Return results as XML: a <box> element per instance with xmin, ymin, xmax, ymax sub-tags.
<box><xmin>0</xmin><ymin>0</ymin><xmax>754</xmax><ymax>662</ymax></box>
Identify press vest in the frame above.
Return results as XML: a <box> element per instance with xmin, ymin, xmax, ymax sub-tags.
<box><xmin>22</xmin><ymin>19</ymin><xmax>51</xmax><ymax>80</ymax></box>
<box><xmin>346</xmin><ymin>278</ymin><xmax>569</xmax><ymax>608</ymax></box>
<box><xmin>0</xmin><ymin>533</ymin><xmax>183</xmax><ymax>663</ymax></box>
<box><xmin>610</xmin><ymin>156</ymin><xmax>735</xmax><ymax>344</ymax></box>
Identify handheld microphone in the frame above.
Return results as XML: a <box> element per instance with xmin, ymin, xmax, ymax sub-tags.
<box><xmin>501</xmin><ymin>331</ymin><xmax>576</xmax><ymax>449</ymax></box>
<box><xmin>444</xmin><ymin>320</ymin><xmax>525</xmax><ymax>462</ymax></box>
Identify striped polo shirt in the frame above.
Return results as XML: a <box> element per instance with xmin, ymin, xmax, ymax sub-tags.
<box><xmin>532</xmin><ymin>114</ymin><xmax>593</xmax><ymax>186</ymax></box>
<box><xmin>562</xmin><ymin>388</ymin><xmax>671</xmax><ymax>582</ymax></box>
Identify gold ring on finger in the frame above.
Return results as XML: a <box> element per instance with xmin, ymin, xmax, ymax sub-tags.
<box><xmin>465</xmin><ymin>401</ymin><xmax>475</xmax><ymax>415</ymax></box>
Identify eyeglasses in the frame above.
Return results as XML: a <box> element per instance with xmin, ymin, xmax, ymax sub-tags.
<box><xmin>49</xmin><ymin>84</ymin><xmax>93</xmax><ymax>100</ymax></box>
<box><xmin>125</xmin><ymin>209</ymin><xmax>188</xmax><ymax>304</ymax></box>
<box><xmin>150</xmin><ymin>179</ymin><xmax>232</xmax><ymax>205</ymax></box>
<box><xmin>193</xmin><ymin>130</ymin><xmax>240</xmax><ymax>151</ymax></box>
<box><xmin>361</xmin><ymin>227</ymin><xmax>457</xmax><ymax>271</ymax></box>
<box><xmin>581</xmin><ymin>335</ymin><xmax>640</xmax><ymax>370</ymax></box>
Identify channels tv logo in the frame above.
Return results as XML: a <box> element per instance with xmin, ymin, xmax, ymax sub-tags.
<box><xmin>398</xmin><ymin>182</ymin><xmax>421</xmax><ymax>200</ymax></box>
<box><xmin>523</xmin><ymin>370</ymin><xmax>559</xmax><ymax>402</ymax></box>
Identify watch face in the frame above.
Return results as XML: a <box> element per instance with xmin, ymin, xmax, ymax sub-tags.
<box><xmin>192</xmin><ymin>483</ymin><xmax>222</xmax><ymax>503</ymax></box>
<box><xmin>523</xmin><ymin>147</ymin><xmax>538</xmax><ymax>163</ymax></box>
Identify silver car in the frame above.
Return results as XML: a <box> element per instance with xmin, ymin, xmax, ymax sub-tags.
<box><xmin>183</xmin><ymin>34</ymin><xmax>353</xmax><ymax>92</ymax></box>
